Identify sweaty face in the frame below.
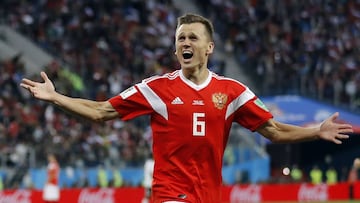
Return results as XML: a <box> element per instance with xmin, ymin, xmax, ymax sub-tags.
<box><xmin>175</xmin><ymin>23</ymin><xmax>214</xmax><ymax>69</ymax></box>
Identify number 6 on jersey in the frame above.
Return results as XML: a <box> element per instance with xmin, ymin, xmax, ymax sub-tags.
<box><xmin>193</xmin><ymin>113</ymin><xmax>205</xmax><ymax>136</ymax></box>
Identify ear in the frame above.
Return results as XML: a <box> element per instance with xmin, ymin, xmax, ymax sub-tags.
<box><xmin>206</xmin><ymin>42</ymin><xmax>215</xmax><ymax>55</ymax></box>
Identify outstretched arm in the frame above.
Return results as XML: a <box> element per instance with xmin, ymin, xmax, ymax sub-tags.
<box><xmin>257</xmin><ymin>112</ymin><xmax>353</xmax><ymax>144</ymax></box>
<box><xmin>20</xmin><ymin>71</ymin><xmax>119</xmax><ymax>122</ymax></box>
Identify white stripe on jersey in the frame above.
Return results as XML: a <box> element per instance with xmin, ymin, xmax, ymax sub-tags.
<box><xmin>137</xmin><ymin>82</ymin><xmax>168</xmax><ymax>120</ymax></box>
<box><xmin>225</xmin><ymin>87</ymin><xmax>255</xmax><ymax>119</ymax></box>
<box><xmin>165</xmin><ymin>69</ymin><xmax>180</xmax><ymax>80</ymax></box>
<box><xmin>141</xmin><ymin>71</ymin><xmax>179</xmax><ymax>84</ymax></box>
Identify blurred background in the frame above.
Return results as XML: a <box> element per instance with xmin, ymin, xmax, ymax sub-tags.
<box><xmin>0</xmin><ymin>0</ymin><xmax>360</xmax><ymax>190</ymax></box>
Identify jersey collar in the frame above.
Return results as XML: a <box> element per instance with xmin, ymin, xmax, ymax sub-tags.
<box><xmin>179</xmin><ymin>69</ymin><xmax>212</xmax><ymax>91</ymax></box>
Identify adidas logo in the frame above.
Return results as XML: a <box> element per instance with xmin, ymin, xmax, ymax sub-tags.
<box><xmin>171</xmin><ymin>97</ymin><xmax>184</xmax><ymax>104</ymax></box>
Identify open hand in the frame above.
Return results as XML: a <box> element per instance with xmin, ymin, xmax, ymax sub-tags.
<box><xmin>319</xmin><ymin>112</ymin><xmax>354</xmax><ymax>144</ymax></box>
<box><xmin>20</xmin><ymin>71</ymin><xmax>56</xmax><ymax>101</ymax></box>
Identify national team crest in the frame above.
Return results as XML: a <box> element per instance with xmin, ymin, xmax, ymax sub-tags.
<box><xmin>212</xmin><ymin>93</ymin><xmax>228</xmax><ymax>110</ymax></box>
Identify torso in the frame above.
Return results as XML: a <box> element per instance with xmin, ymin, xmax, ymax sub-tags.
<box><xmin>109</xmin><ymin>70</ymin><xmax>272</xmax><ymax>202</ymax></box>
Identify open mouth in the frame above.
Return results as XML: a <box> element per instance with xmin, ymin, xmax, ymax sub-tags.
<box><xmin>182</xmin><ymin>51</ymin><xmax>193</xmax><ymax>59</ymax></box>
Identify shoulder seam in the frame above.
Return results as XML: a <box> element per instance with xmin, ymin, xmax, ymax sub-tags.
<box><xmin>141</xmin><ymin>70</ymin><xmax>179</xmax><ymax>83</ymax></box>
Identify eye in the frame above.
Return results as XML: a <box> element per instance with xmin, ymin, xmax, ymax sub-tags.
<box><xmin>178</xmin><ymin>36</ymin><xmax>185</xmax><ymax>41</ymax></box>
<box><xmin>189</xmin><ymin>35</ymin><xmax>197</xmax><ymax>41</ymax></box>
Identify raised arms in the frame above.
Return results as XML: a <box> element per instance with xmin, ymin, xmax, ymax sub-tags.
<box><xmin>257</xmin><ymin>112</ymin><xmax>353</xmax><ymax>144</ymax></box>
<box><xmin>20</xmin><ymin>72</ymin><xmax>119</xmax><ymax>122</ymax></box>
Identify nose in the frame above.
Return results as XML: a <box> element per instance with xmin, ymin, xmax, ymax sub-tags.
<box><xmin>182</xmin><ymin>38</ymin><xmax>191</xmax><ymax>46</ymax></box>
<box><xmin>183</xmin><ymin>43</ymin><xmax>191</xmax><ymax>49</ymax></box>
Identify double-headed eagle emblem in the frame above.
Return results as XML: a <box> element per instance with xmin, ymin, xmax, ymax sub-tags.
<box><xmin>212</xmin><ymin>93</ymin><xmax>228</xmax><ymax>110</ymax></box>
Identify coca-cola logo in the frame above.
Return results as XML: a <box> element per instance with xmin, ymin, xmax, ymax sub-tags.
<box><xmin>230</xmin><ymin>184</ymin><xmax>261</xmax><ymax>203</ymax></box>
<box><xmin>298</xmin><ymin>184</ymin><xmax>328</xmax><ymax>202</ymax></box>
<box><xmin>0</xmin><ymin>190</ymin><xmax>31</xmax><ymax>203</ymax></box>
<box><xmin>78</xmin><ymin>188</ymin><xmax>115</xmax><ymax>203</ymax></box>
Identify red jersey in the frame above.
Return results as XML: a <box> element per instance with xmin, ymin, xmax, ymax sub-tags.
<box><xmin>47</xmin><ymin>161</ymin><xmax>60</xmax><ymax>185</ymax></box>
<box><xmin>108</xmin><ymin>70</ymin><xmax>273</xmax><ymax>203</ymax></box>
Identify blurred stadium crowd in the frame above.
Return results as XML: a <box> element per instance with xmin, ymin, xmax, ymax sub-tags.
<box><xmin>0</xmin><ymin>0</ymin><xmax>360</xmax><ymax>189</ymax></box>
<box><xmin>196</xmin><ymin>0</ymin><xmax>360</xmax><ymax>108</ymax></box>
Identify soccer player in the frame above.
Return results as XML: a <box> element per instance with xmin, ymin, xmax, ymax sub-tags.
<box><xmin>43</xmin><ymin>153</ymin><xmax>60</xmax><ymax>203</ymax></box>
<box><xmin>21</xmin><ymin>13</ymin><xmax>353</xmax><ymax>203</ymax></box>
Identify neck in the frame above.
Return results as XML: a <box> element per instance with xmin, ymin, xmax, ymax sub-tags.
<box><xmin>181</xmin><ymin>67</ymin><xmax>209</xmax><ymax>85</ymax></box>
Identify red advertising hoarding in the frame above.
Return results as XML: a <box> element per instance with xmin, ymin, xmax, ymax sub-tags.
<box><xmin>0</xmin><ymin>182</ymin><xmax>358</xmax><ymax>202</ymax></box>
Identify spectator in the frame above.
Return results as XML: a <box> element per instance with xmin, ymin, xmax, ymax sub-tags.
<box><xmin>196</xmin><ymin>0</ymin><xmax>360</xmax><ymax>109</ymax></box>
<box><xmin>348</xmin><ymin>157</ymin><xmax>360</xmax><ymax>182</ymax></box>
<box><xmin>20</xmin><ymin>13</ymin><xmax>353</xmax><ymax>202</ymax></box>
<box><xmin>290</xmin><ymin>164</ymin><xmax>303</xmax><ymax>183</ymax></box>
<box><xmin>111</xmin><ymin>168</ymin><xmax>123</xmax><ymax>188</ymax></box>
<box><xmin>310</xmin><ymin>165</ymin><xmax>323</xmax><ymax>185</ymax></box>
<box><xmin>0</xmin><ymin>173</ymin><xmax>3</xmax><ymax>191</ymax></box>
<box><xmin>97</xmin><ymin>165</ymin><xmax>109</xmax><ymax>188</ymax></box>
<box><xmin>0</xmin><ymin>0</ymin><xmax>183</xmax><ymax>172</ymax></box>
<box><xmin>0</xmin><ymin>0</ymin><xmax>359</xmax><ymax>189</ymax></box>
<box><xmin>325</xmin><ymin>166</ymin><xmax>338</xmax><ymax>185</ymax></box>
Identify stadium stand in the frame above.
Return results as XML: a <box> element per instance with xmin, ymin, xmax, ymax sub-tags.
<box><xmin>0</xmin><ymin>0</ymin><xmax>360</xmax><ymax>189</ymax></box>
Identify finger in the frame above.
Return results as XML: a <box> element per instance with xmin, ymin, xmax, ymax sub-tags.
<box><xmin>21</xmin><ymin>78</ymin><xmax>37</xmax><ymax>86</ymax></box>
<box><xmin>338</xmin><ymin>128</ymin><xmax>353</xmax><ymax>134</ymax></box>
<box><xmin>336</xmin><ymin>134</ymin><xmax>349</xmax><ymax>139</ymax></box>
<box><xmin>20</xmin><ymin>83</ymin><xmax>30</xmax><ymax>90</ymax></box>
<box><xmin>329</xmin><ymin>112</ymin><xmax>339</xmax><ymax>122</ymax></box>
<box><xmin>333</xmin><ymin>139</ymin><xmax>342</xmax><ymax>144</ymax></box>
<box><xmin>41</xmin><ymin>71</ymin><xmax>49</xmax><ymax>82</ymax></box>
<box><xmin>338</xmin><ymin>130</ymin><xmax>353</xmax><ymax>135</ymax></box>
<box><xmin>338</xmin><ymin>123</ymin><xmax>353</xmax><ymax>130</ymax></box>
<box><xmin>20</xmin><ymin>82</ymin><xmax>36</xmax><ymax>91</ymax></box>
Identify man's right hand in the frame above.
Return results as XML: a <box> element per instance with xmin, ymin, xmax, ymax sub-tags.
<box><xmin>20</xmin><ymin>71</ymin><xmax>56</xmax><ymax>101</ymax></box>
